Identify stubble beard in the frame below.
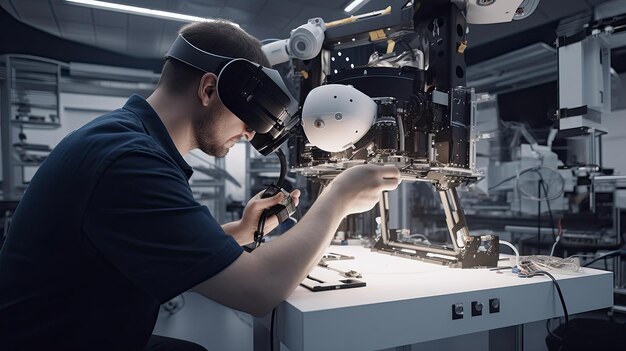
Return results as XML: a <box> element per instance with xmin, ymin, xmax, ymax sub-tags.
<box><xmin>193</xmin><ymin>114</ymin><xmax>229</xmax><ymax>158</ymax></box>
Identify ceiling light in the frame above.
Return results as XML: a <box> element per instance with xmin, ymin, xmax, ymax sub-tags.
<box><xmin>65</xmin><ymin>0</ymin><xmax>210</xmax><ymax>23</ymax></box>
<box><xmin>344</xmin><ymin>0</ymin><xmax>369</xmax><ymax>13</ymax></box>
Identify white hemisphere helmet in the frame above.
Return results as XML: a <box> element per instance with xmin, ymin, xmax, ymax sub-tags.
<box><xmin>301</xmin><ymin>84</ymin><xmax>376</xmax><ymax>152</ymax></box>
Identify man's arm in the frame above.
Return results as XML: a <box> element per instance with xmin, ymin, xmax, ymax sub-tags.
<box><xmin>192</xmin><ymin>164</ymin><xmax>400</xmax><ymax>316</ymax></box>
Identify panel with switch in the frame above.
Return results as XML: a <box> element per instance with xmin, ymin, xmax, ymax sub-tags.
<box><xmin>489</xmin><ymin>298</ymin><xmax>500</xmax><ymax>313</ymax></box>
<box><xmin>471</xmin><ymin>301</ymin><xmax>483</xmax><ymax>316</ymax></box>
<box><xmin>452</xmin><ymin>303</ymin><xmax>464</xmax><ymax>320</ymax></box>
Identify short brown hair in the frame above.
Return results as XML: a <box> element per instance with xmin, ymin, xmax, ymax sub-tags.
<box><xmin>158</xmin><ymin>19</ymin><xmax>270</xmax><ymax>94</ymax></box>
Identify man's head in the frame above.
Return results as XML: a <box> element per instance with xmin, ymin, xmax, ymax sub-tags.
<box><xmin>158</xmin><ymin>20</ymin><xmax>270</xmax><ymax>157</ymax></box>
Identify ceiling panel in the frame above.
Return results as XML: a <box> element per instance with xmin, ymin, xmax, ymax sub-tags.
<box><xmin>128</xmin><ymin>28</ymin><xmax>162</xmax><ymax>57</ymax></box>
<box><xmin>50</xmin><ymin>2</ymin><xmax>93</xmax><ymax>24</ymax></box>
<box><xmin>94</xmin><ymin>25</ymin><xmax>128</xmax><ymax>53</ymax></box>
<box><xmin>23</xmin><ymin>17</ymin><xmax>61</xmax><ymax>36</ymax></box>
<box><xmin>220</xmin><ymin>7</ymin><xmax>256</xmax><ymax>24</ymax></box>
<box><xmin>93</xmin><ymin>9</ymin><xmax>127</xmax><ymax>28</ymax></box>
<box><xmin>58</xmin><ymin>19</ymin><xmax>92</xmax><ymax>34</ymax></box>
<box><xmin>0</xmin><ymin>0</ymin><xmax>18</xmax><ymax>18</ymax></box>
<box><xmin>11</xmin><ymin>0</ymin><xmax>53</xmax><ymax>18</ymax></box>
<box><xmin>228</xmin><ymin>0</ymin><xmax>266</xmax><ymax>13</ymax></box>
<box><xmin>245</xmin><ymin>24</ymin><xmax>281</xmax><ymax>42</ymax></box>
<box><xmin>263</xmin><ymin>0</ymin><xmax>305</xmax><ymax>17</ymax></box>
<box><xmin>252</xmin><ymin>11</ymin><xmax>291</xmax><ymax>30</ymax></box>
<box><xmin>127</xmin><ymin>15</ymin><xmax>165</xmax><ymax>31</ymax></box>
<box><xmin>175</xmin><ymin>1</ymin><xmax>221</xmax><ymax>18</ymax></box>
<box><xmin>59</xmin><ymin>20</ymin><xmax>95</xmax><ymax>41</ymax></box>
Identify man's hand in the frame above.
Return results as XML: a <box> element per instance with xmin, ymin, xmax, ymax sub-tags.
<box><xmin>324</xmin><ymin>164</ymin><xmax>401</xmax><ymax>216</ymax></box>
<box><xmin>223</xmin><ymin>188</ymin><xmax>300</xmax><ymax>244</ymax></box>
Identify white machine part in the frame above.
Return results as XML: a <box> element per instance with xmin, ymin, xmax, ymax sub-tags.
<box><xmin>558</xmin><ymin>37</ymin><xmax>611</xmax><ymax>132</ymax></box>
<box><xmin>464</xmin><ymin>0</ymin><xmax>539</xmax><ymax>24</ymax></box>
<box><xmin>301</xmin><ymin>84</ymin><xmax>377</xmax><ymax>152</ymax></box>
<box><xmin>262</xmin><ymin>17</ymin><xmax>326</xmax><ymax>66</ymax></box>
<box><xmin>556</xmin><ymin>0</ymin><xmax>626</xmax><ymax>132</ymax></box>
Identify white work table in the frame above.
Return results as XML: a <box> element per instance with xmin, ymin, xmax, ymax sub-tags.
<box><xmin>253</xmin><ymin>245</ymin><xmax>613</xmax><ymax>351</ymax></box>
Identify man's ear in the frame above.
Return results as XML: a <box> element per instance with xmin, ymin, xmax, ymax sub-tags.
<box><xmin>198</xmin><ymin>73</ymin><xmax>218</xmax><ymax>107</ymax></box>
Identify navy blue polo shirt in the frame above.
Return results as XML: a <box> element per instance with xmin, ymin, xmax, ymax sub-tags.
<box><xmin>0</xmin><ymin>94</ymin><xmax>243</xmax><ymax>350</ymax></box>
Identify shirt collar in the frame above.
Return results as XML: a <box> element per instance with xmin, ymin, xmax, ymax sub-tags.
<box><xmin>123</xmin><ymin>94</ymin><xmax>194</xmax><ymax>179</ymax></box>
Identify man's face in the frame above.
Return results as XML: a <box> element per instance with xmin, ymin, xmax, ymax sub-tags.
<box><xmin>193</xmin><ymin>98</ymin><xmax>255</xmax><ymax>157</ymax></box>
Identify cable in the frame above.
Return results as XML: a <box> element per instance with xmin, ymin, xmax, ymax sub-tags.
<box><xmin>488</xmin><ymin>175</ymin><xmax>517</xmax><ymax>190</ymax></box>
<box><xmin>524</xmin><ymin>270</ymin><xmax>569</xmax><ymax>324</ymax></box>
<box><xmin>546</xmin><ymin>318</ymin><xmax>562</xmax><ymax>342</ymax></box>
<box><xmin>275</xmin><ymin>149</ymin><xmax>287</xmax><ymax>188</ymax></box>
<box><xmin>536</xmin><ymin>170</ymin><xmax>557</xmax><ymax>241</ymax></box>
<box><xmin>549</xmin><ymin>217</ymin><xmax>563</xmax><ymax>257</ymax></box>
<box><xmin>537</xmin><ymin>182</ymin><xmax>542</xmax><ymax>255</ymax></box>
<box><xmin>270</xmin><ymin>307</ymin><xmax>276</xmax><ymax>351</ymax></box>
<box><xmin>499</xmin><ymin>240</ymin><xmax>520</xmax><ymax>267</ymax></box>
<box><xmin>550</xmin><ymin>236</ymin><xmax>561</xmax><ymax>257</ymax></box>
<box><xmin>524</xmin><ymin>269</ymin><xmax>569</xmax><ymax>349</ymax></box>
<box><xmin>582</xmin><ymin>249</ymin><xmax>624</xmax><ymax>267</ymax></box>
<box><xmin>396</xmin><ymin>114</ymin><xmax>405</xmax><ymax>152</ymax></box>
<box><xmin>517</xmin><ymin>167</ymin><xmax>565</xmax><ymax>202</ymax></box>
<box><xmin>397</xmin><ymin>39</ymin><xmax>417</xmax><ymax>60</ymax></box>
<box><xmin>253</xmin><ymin>149</ymin><xmax>288</xmax><ymax>249</ymax></box>
<box><xmin>254</xmin><ymin>211</ymin><xmax>270</xmax><ymax>248</ymax></box>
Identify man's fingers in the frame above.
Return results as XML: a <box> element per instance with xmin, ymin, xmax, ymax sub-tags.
<box><xmin>380</xmin><ymin>177</ymin><xmax>402</xmax><ymax>191</ymax></box>
<box><xmin>380</xmin><ymin>164</ymin><xmax>401</xmax><ymax>178</ymax></box>
<box><xmin>254</xmin><ymin>192</ymin><xmax>284</xmax><ymax>210</ymax></box>
<box><xmin>290</xmin><ymin>189</ymin><xmax>301</xmax><ymax>198</ymax></box>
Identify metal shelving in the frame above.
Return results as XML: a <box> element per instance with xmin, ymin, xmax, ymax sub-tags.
<box><xmin>1</xmin><ymin>55</ymin><xmax>61</xmax><ymax>200</ymax></box>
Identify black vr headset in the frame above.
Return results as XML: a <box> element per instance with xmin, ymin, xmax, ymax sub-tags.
<box><xmin>165</xmin><ymin>34</ymin><xmax>300</xmax><ymax>155</ymax></box>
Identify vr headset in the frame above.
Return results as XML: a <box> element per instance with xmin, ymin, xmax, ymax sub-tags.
<box><xmin>165</xmin><ymin>34</ymin><xmax>300</xmax><ymax>155</ymax></box>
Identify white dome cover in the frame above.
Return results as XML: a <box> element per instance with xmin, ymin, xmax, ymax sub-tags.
<box><xmin>302</xmin><ymin>84</ymin><xmax>376</xmax><ymax>152</ymax></box>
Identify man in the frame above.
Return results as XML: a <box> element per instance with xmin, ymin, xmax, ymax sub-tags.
<box><xmin>0</xmin><ymin>20</ymin><xmax>400</xmax><ymax>350</ymax></box>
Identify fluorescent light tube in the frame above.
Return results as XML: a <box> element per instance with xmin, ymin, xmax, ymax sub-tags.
<box><xmin>344</xmin><ymin>0</ymin><xmax>367</xmax><ymax>13</ymax></box>
<box><xmin>65</xmin><ymin>0</ymin><xmax>209</xmax><ymax>23</ymax></box>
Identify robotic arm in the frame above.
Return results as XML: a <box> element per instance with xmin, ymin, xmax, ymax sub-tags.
<box><xmin>262</xmin><ymin>18</ymin><xmax>326</xmax><ymax>66</ymax></box>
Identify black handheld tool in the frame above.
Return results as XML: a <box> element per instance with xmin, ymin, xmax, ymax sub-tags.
<box><xmin>243</xmin><ymin>149</ymin><xmax>297</xmax><ymax>252</ymax></box>
<box><xmin>260</xmin><ymin>184</ymin><xmax>297</xmax><ymax>224</ymax></box>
